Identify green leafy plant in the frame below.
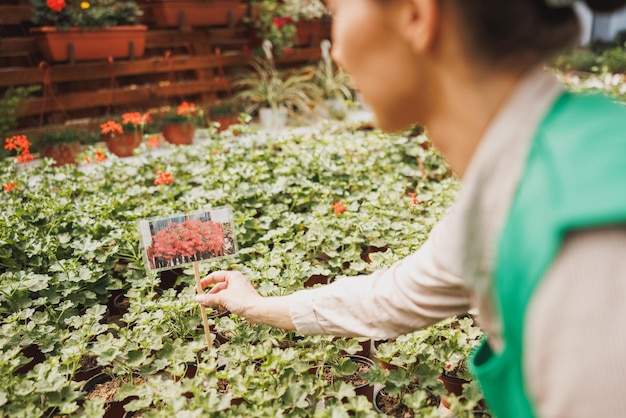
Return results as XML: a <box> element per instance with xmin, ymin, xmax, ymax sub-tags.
<box><xmin>160</xmin><ymin>102</ymin><xmax>204</xmax><ymax>126</ymax></box>
<box><xmin>31</xmin><ymin>125</ymin><xmax>90</xmax><ymax>150</ymax></box>
<box><xmin>234</xmin><ymin>41</ymin><xmax>322</xmax><ymax>121</ymax></box>
<box><xmin>0</xmin><ymin>86</ymin><xmax>41</xmax><ymax>143</ymax></box>
<box><xmin>30</xmin><ymin>0</ymin><xmax>142</xmax><ymax>31</ymax></box>
<box><xmin>248</xmin><ymin>0</ymin><xmax>298</xmax><ymax>56</ymax></box>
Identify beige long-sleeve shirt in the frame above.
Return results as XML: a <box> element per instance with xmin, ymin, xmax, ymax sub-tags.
<box><xmin>288</xmin><ymin>68</ymin><xmax>626</xmax><ymax>417</ymax></box>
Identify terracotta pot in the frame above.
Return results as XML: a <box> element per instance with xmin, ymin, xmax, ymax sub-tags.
<box><xmin>105</xmin><ymin>132</ymin><xmax>142</xmax><ymax>157</ymax></box>
<box><xmin>151</xmin><ymin>0</ymin><xmax>248</xmax><ymax>28</ymax></box>
<box><xmin>30</xmin><ymin>26</ymin><xmax>147</xmax><ymax>63</ymax></box>
<box><xmin>41</xmin><ymin>142</ymin><xmax>80</xmax><ymax>167</ymax></box>
<box><xmin>162</xmin><ymin>123</ymin><xmax>195</xmax><ymax>145</ymax></box>
<box><xmin>211</xmin><ymin>115</ymin><xmax>239</xmax><ymax>132</ymax></box>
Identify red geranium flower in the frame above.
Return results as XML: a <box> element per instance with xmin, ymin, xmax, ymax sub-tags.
<box><xmin>332</xmin><ymin>201</ymin><xmax>346</xmax><ymax>215</ymax></box>
<box><xmin>407</xmin><ymin>192</ymin><xmax>420</xmax><ymax>206</ymax></box>
<box><xmin>47</xmin><ymin>0</ymin><xmax>67</xmax><ymax>13</ymax></box>
<box><xmin>100</xmin><ymin>120</ymin><xmax>124</xmax><ymax>136</ymax></box>
<box><xmin>5</xmin><ymin>135</ymin><xmax>33</xmax><ymax>164</ymax></box>
<box><xmin>154</xmin><ymin>170</ymin><xmax>174</xmax><ymax>185</ymax></box>
<box><xmin>3</xmin><ymin>182</ymin><xmax>18</xmax><ymax>192</ymax></box>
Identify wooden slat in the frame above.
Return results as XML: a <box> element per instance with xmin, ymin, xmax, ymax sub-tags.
<box><xmin>0</xmin><ymin>54</ymin><xmax>248</xmax><ymax>87</ymax></box>
<box><xmin>17</xmin><ymin>77</ymin><xmax>231</xmax><ymax>116</ymax></box>
<box><xmin>0</xmin><ymin>48</ymin><xmax>321</xmax><ymax>87</ymax></box>
<box><xmin>0</xmin><ymin>5</ymin><xmax>32</xmax><ymax>25</ymax></box>
<box><xmin>0</xmin><ymin>37</ymin><xmax>38</xmax><ymax>55</ymax></box>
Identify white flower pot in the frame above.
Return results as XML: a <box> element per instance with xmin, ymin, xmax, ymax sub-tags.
<box><xmin>259</xmin><ymin>107</ymin><xmax>287</xmax><ymax>131</ymax></box>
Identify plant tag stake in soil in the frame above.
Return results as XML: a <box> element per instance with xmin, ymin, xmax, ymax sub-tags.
<box><xmin>137</xmin><ymin>206</ymin><xmax>238</xmax><ymax>349</ymax></box>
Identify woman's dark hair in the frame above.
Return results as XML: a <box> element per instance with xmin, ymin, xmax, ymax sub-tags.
<box><xmin>452</xmin><ymin>0</ymin><xmax>626</xmax><ymax>67</ymax></box>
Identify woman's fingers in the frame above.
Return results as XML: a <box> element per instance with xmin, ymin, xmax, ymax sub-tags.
<box><xmin>208</xmin><ymin>282</ymin><xmax>228</xmax><ymax>294</ymax></box>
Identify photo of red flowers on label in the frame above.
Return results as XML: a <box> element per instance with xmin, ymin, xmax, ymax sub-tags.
<box><xmin>138</xmin><ymin>206</ymin><xmax>237</xmax><ymax>272</ymax></box>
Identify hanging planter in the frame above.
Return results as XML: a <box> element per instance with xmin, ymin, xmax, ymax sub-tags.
<box><xmin>30</xmin><ymin>25</ymin><xmax>147</xmax><ymax>63</ymax></box>
<box><xmin>162</xmin><ymin>123</ymin><xmax>195</xmax><ymax>145</ymax></box>
<box><xmin>41</xmin><ymin>142</ymin><xmax>81</xmax><ymax>167</ymax></box>
<box><xmin>105</xmin><ymin>132</ymin><xmax>142</xmax><ymax>157</ymax></box>
<box><xmin>151</xmin><ymin>0</ymin><xmax>248</xmax><ymax>29</ymax></box>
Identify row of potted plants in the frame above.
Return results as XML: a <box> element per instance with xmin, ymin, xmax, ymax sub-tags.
<box><xmin>2</xmin><ymin>100</ymin><xmax>241</xmax><ymax>166</ymax></box>
<box><xmin>28</xmin><ymin>0</ymin><xmax>329</xmax><ymax>62</ymax></box>
<box><xmin>1</xmin><ymin>114</ymin><xmax>493</xmax><ymax>416</ymax></box>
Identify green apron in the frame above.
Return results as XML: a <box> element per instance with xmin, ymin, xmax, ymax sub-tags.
<box><xmin>469</xmin><ymin>92</ymin><xmax>626</xmax><ymax>417</ymax></box>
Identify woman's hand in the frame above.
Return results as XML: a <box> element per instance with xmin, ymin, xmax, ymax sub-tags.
<box><xmin>195</xmin><ymin>270</ymin><xmax>262</xmax><ymax>317</ymax></box>
<box><xmin>195</xmin><ymin>270</ymin><xmax>296</xmax><ymax>330</ymax></box>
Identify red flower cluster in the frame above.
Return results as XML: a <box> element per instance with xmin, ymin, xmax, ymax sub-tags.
<box><xmin>272</xmin><ymin>16</ymin><xmax>293</xmax><ymax>29</ymax></box>
<box><xmin>407</xmin><ymin>192</ymin><xmax>420</xmax><ymax>206</ymax></box>
<box><xmin>100</xmin><ymin>120</ymin><xmax>123</xmax><ymax>137</ymax></box>
<box><xmin>177</xmin><ymin>102</ymin><xmax>197</xmax><ymax>117</ymax></box>
<box><xmin>4</xmin><ymin>135</ymin><xmax>34</xmax><ymax>163</ymax></box>
<box><xmin>4</xmin><ymin>182</ymin><xmax>18</xmax><ymax>192</ymax></box>
<box><xmin>332</xmin><ymin>201</ymin><xmax>346</xmax><ymax>215</ymax></box>
<box><xmin>154</xmin><ymin>170</ymin><xmax>174</xmax><ymax>185</ymax></box>
<box><xmin>146</xmin><ymin>135</ymin><xmax>161</xmax><ymax>148</ymax></box>
<box><xmin>47</xmin><ymin>0</ymin><xmax>67</xmax><ymax>13</ymax></box>
<box><xmin>84</xmin><ymin>149</ymin><xmax>107</xmax><ymax>164</ymax></box>
<box><xmin>152</xmin><ymin>219</ymin><xmax>225</xmax><ymax>261</ymax></box>
<box><xmin>122</xmin><ymin>112</ymin><xmax>151</xmax><ymax>126</ymax></box>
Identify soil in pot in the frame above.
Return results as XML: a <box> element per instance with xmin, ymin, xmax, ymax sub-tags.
<box><xmin>321</xmin><ymin>355</ymin><xmax>375</xmax><ymax>400</ymax></box>
<box><xmin>73</xmin><ymin>355</ymin><xmax>102</xmax><ymax>382</ymax></box>
<box><xmin>373</xmin><ymin>384</ymin><xmax>440</xmax><ymax>417</ymax></box>
<box><xmin>83</xmin><ymin>373</ymin><xmax>146</xmax><ymax>418</ymax></box>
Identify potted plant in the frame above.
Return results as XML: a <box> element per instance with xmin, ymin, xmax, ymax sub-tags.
<box><xmin>208</xmin><ymin>99</ymin><xmax>241</xmax><ymax>132</ymax></box>
<box><xmin>160</xmin><ymin>102</ymin><xmax>203</xmax><ymax>146</ymax></box>
<box><xmin>283</xmin><ymin>0</ymin><xmax>328</xmax><ymax>47</ymax></box>
<box><xmin>316</xmin><ymin>39</ymin><xmax>354</xmax><ymax>120</ymax></box>
<box><xmin>248</xmin><ymin>0</ymin><xmax>298</xmax><ymax>56</ymax></box>
<box><xmin>100</xmin><ymin>111</ymin><xmax>151</xmax><ymax>157</ymax></box>
<box><xmin>234</xmin><ymin>41</ymin><xmax>322</xmax><ymax>130</ymax></box>
<box><xmin>29</xmin><ymin>0</ymin><xmax>147</xmax><ymax>63</ymax></box>
<box><xmin>33</xmin><ymin>125</ymin><xmax>86</xmax><ymax>167</ymax></box>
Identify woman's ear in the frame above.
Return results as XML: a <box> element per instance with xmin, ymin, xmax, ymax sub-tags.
<box><xmin>398</xmin><ymin>0</ymin><xmax>440</xmax><ymax>53</ymax></box>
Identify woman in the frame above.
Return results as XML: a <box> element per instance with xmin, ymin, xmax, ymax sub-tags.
<box><xmin>197</xmin><ymin>0</ymin><xmax>626</xmax><ymax>416</ymax></box>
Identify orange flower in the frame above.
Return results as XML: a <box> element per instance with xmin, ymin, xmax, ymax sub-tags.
<box><xmin>100</xmin><ymin>120</ymin><xmax>123</xmax><ymax>136</ymax></box>
<box><xmin>3</xmin><ymin>182</ymin><xmax>17</xmax><ymax>192</ymax></box>
<box><xmin>407</xmin><ymin>192</ymin><xmax>420</xmax><ymax>206</ymax></box>
<box><xmin>84</xmin><ymin>156</ymin><xmax>91</xmax><ymax>164</ymax></box>
<box><xmin>5</xmin><ymin>135</ymin><xmax>33</xmax><ymax>164</ymax></box>
<box><xmin>332</xmin><ymin>201</ymin><xmax>346</xmax><ymax>215</ymax></box>
<box><xmin>16</xmin><ymin>151</ymin><xmax>34</xmax><ymax>163</ymax></box>
<box><xmin>94</xmin><ymin>150</ymin><xmax>107</xmax><ymax>162</ymax></box>
<box><xmin>177</xmin><ymin>102</ymin><xmax>197</xmax><ymax>117</ymax></box>
<box><xmin>146</xmin><ymin>136</ymin><xmax>161</xmax><ymax>148</ymax></box>
<box><xmin>154</xmin><ymin>170</ymin><xmax>174</xmax><ymax>185</ymax></box>
<box><xmin>122</xmin><ymin>112</ymin><xmax>151</xmax><ymax>126</ymax></box>
<box><xmin>47</xmin><ymin>0</ymin><xmax>67</xmax><ymax>13</ymax></box>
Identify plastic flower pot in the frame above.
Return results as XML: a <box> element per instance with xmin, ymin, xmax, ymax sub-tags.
<box><xmin>373</xmin><ymin>384</ymin><xmax>440</xmax><ymax>415</ymax></box>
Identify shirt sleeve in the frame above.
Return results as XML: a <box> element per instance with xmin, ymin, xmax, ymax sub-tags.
<box><xmin>288</xmin><ymin>219</ymin><xmax>472</xmax><ymax>339</ymax></box>
<box><xmin>524</xmin><ymin>226</ymin><xmax>626</xmax><ymax>417</ymax></box>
